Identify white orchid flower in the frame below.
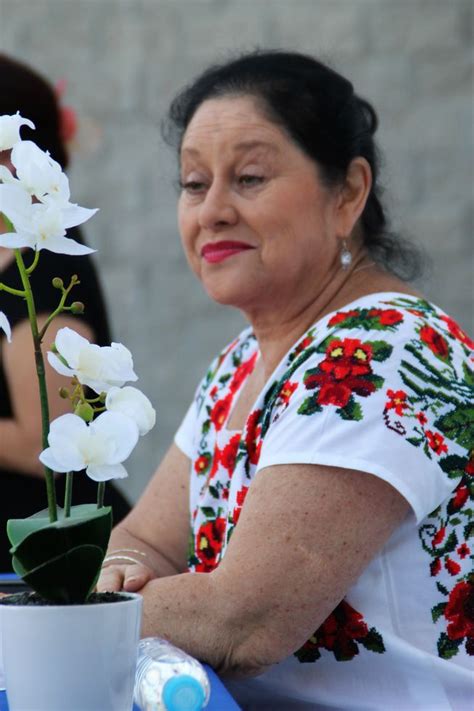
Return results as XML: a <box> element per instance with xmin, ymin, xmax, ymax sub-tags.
<box><xmin>105</xmin><ymin>386</ymin><xmax>156</xmax><ymax>436</ymax></box>
<box><xmin>0</xmin><ymin>113</ymin><xmax>35</xmax><ymax>151</ymax></box>
<box><xmin>47</xmin><ymin>327</ymin><xmax>138</xmax><ymax>394</ymax></box>
<box><xmin>0</xmin><ymin>311</ymin><xmax>12</xmax><ymax>343</ymax></box>
<box><xmin>0</xmin><ymin>183</ymin><xmax>96</xmax><ymax>254</ymax></box>
<box><xmin>39</xmin><ymin>411</ymin><xmax>139</xmax><ymax>482</ymax></box>
<box><xmin>11</xmin><ymin>140</ymin><xmax>70</xmax><ymax>203</ymax></box>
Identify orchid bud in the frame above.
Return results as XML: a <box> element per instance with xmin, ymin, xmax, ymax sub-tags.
<box><xmin>70</xmin><ymin>301</ymin><xmax>85</xmax><ymax>314</ymax></box>
<box><xmin>52</xmin><ymin>277</ymin><xmax>64</xmax><ymax>289</ymax></box>
<box><xmin>50</xmin><ymin>343</ymin><xmax>58</xmax><ymax>354</ymax></box>
<box><xmin>59</xmin><ymin>387</ymin><xmax>69</xmax><ymax>399</ymax></box>
<box><xmin>74</xmin><ymin>402</ymin><xmax>94</xmax><ymax>423</ymax></box>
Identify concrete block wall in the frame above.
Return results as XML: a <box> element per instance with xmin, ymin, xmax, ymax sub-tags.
<box><xmin>1</xmin><ymin>0</ymin><xmax>472</xmax><ymax>502</ymax></box>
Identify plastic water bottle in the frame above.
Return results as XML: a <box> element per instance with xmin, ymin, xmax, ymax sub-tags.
<box><xmin>134</xmin><ymin>637</ymin><xmax>210</xmax><ymax>711</ymax></box>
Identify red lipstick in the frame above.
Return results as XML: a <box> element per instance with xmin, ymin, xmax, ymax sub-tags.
<box><xmin>201</xmin><ymin>240</ymin><xmax>254</xmax><ymax>264</ymax></box>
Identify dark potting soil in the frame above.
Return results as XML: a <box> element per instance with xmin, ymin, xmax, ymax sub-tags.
<box><xmin>0</xmin><ymin>591</ymin><xmax>128</xmax><ymax>606</ymax></box>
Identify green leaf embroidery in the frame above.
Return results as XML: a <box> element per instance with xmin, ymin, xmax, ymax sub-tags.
<box><xmin>436</xmin><ymin>581</ymin><xmax>449</xmax><ymax>596</ymax></box>
<box><xmin>201</xmin><ymin>506</ymin><xmax>216</xmax><ymax>519</ymax></box>
<box><xmin>439</xmin><ymin>454</ymin><xmax>469</xmax><ymax>479</ymax></box>
<box><xmin>360</xmin><ymin>628</ymin><xmax>386</xmax><ymax>654</ymax></box>
<box><xmin>337</xmin><ymin>397</ymin><xmax>363</xmax><ymax>421</ymax></box>
<box><xmin>297</xmin><ymin>396</ymin><xmax>323</xmax><ymax>416</ymax></box>
<box><xmin>464</xmin><ymin>521</ymin><xmax>474</xmax><ymax>540</ymax></box>
<box><xmin>435</xmin><ymin>405</ymin><xmax>474</xmax><ymax>450</ymax></box>
<box><xmin>208</xmin><ymin>485</ymin><xmax>219</xmax><ymax>500</ymax></box>
<box><xmin>367</xmin><ymin>341</ymin><xmax>394</xmax><ymax>362</ymax></box>
<box><xmin>431</xmin><ymin>602</ymin><xmax>447</xmax><ymax>623</ymax></box>
<box><xmin>462</xmin><ymin>361</ymin><xmax>474</xmax><ymax>386</ymax></box>
<box><xmin>437</xmin><ymin>632</ymin><xmax>462</xmax><ymax>659</ymax></box>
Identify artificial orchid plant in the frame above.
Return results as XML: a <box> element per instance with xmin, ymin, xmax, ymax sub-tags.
<box><xmin>0</xmin><ymin>113</ymin><xmax>155</xmax><ymax>603</ymax></box>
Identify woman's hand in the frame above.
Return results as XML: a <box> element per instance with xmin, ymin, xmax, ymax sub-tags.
<box><xmin>96</xmin><ymin>561</ymin><xmax>156</xmax><ymax>593</ymax></box>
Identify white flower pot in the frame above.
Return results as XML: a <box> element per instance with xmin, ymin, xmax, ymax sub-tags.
<box><xmin>1</xmin><ymin>592</ymin><xmax>142</xmax><ymax>711</ymax></box>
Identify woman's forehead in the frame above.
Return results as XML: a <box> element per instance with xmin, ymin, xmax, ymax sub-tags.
<box><xmin>181</xmin><ymin>96</ymin><xmax>285</xmax><ymax>154</ymax></box>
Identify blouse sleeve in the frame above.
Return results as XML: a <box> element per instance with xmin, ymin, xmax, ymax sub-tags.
<box><xmin>255</xmin><ymin>320</ymin><xmax>472</xmax><ymax>524</ymax></box>
<box><xmin>174</xmin><ymin>400</ymin><xmax>197</xmax><ymax>460</ymax></box>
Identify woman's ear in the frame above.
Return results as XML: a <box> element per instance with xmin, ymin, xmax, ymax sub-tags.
<box><xmin>335</xmin><ymin>157</ymin><xmax>372</xmax><ymax>238</ymax></box>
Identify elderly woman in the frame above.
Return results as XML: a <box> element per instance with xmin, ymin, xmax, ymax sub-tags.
<box><xmin>98</xmin><ymin>51</ymin><xmax>473</xmax><ymax>710</ymax></box>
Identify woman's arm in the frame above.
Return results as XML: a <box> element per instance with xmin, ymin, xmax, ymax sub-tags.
<box><xmin>0</xmin><ymin>315</ymin><xmax>94</xmax><ymax>475</ymax></box>
<box><xmin>98</xmin><ymin>443</ymin><xmax>191</xmax><ymax>587</ymax></box>
<box><xmin>99</xmin><ymin>460</ymin><xmax>409</xmax><ymax>677</ymax></box>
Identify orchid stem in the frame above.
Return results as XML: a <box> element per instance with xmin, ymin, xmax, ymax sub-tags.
<box><xmin>14</xmin><ymin>249</ymin><xmax>58</xmax><ymax>523</ymax></box>
<box><xmin>97</xmin><ymin>482</ymin><xmax>105</xmax><ymax>509</ymax></box>
<box><xmin>64</xmin><ymin>473</ymin><xmax>73</xmax><ymax>518</ymax></box>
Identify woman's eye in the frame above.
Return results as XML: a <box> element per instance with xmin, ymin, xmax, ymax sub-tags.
<box><xmin>180</xmin><ymin>180</ymin><xmax>206</xmax><ymax>194</ymax></box>
<box><xmin>238</xmin><ymin>175</ymin><xmax>264</xmax><ymax>187</ymax></box>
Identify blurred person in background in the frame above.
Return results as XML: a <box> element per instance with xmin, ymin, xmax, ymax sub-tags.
<box><xmin>0</xmin><ymin>54</ymin><xmax>130</xmax><ymax>573</ymax></box>
<box><xmin>97</xmin><ymin>50</ymin><xmax>473</xmax><ymax>710</ymax></box>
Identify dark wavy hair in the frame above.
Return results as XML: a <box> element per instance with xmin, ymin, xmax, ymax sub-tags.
<box><xmin>164</xmin><ymin>49</ymin><xmax>422</xmax><ymax>280</ymax></box>
<box><xmin>0</xmin><ymin>53</ymin><xmax>68</xmax><ymax>169</ymax></box>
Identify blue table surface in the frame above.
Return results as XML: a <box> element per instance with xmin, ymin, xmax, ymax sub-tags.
<box><xmin>0</xmin><ymin>574</ymin><xmax>241</xmax><ymax>710</ymax></box>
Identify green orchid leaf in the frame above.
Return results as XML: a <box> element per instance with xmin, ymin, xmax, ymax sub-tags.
<box><xmin>13</xmin><ymin>544</ymin><xmax>105</xmax><ymax>604</ymax></box>
<box><xmin>7</xmin><ymin>505</ymin><xmax>112</xmax><ymax>603</ymax></box>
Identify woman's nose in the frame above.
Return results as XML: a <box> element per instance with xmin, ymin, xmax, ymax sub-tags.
<box><xmin>198</xmin><ymin>183</ymin><xmax>238</xmax><ymax>231</ymax></box>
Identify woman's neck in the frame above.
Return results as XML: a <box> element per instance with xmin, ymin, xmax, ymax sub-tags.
<box><xmin>245</xmin><ymin>254</ymin><xmax>416</xmax><ymax>378</ymax></box>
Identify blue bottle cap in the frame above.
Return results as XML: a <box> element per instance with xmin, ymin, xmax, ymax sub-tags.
<box><xmin>162</xmin><ymin>674</ymin><xmax>205</xmax><ymax>711</ymax></box>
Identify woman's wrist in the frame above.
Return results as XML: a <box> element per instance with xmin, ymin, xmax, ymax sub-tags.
<box><xmin>102</xmin><ymin>548</ymin><xmax>151</xmax><ymax>568</ymax></box>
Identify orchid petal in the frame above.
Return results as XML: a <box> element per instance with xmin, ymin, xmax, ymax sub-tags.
<box><xmin>106</xmin><ymin>386</ymin><xmax>156</xmax><ymax>435</ymax></box>
<box><xmin>86</xmin><ymin>463</ymin><xmax>128</xmax><ymax>482</ymax></box>
<box><xmin>47</xmin><ymin>351</ymin><xmax>75</xmax><ymax>378</ymax></box>
<box><xmin>61</xmin><ymin>204</ymin><xmax>99</xmax><ymax>229</ymax></box>
<box><xmin>0</xmin><ymin>231</ymin><xmax>31</xmax><ymax>249</ymax></box>
<box><xmin>0</xmin><ymin>114</ymin><xmax>35</xmax><ymax>151</ymax></box>
<box><xmin>54</xmin><ymin>327</ymin><xmax>90</xmax><ymax>368</ymax></box>
<box><xmin>35</xmin><ymin>233</ymin><xmax>95</xmax><ymax>255</ymax></box>
<box><xmin>89</xmin><ymin>411</ymin><xmax>139</xmax><ymax>464</ymax></box>
<box><xmin>0</xmin><ymin>312</ymin><xmax>12</xmax><ymax>343</ymax></box>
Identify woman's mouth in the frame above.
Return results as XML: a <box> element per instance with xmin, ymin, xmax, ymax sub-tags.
<box><xmin>201</xmin><ymin>241</ymin><xmax>255</xmax><ymax>264</ymax></box>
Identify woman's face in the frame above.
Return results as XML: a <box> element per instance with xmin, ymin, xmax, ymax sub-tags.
<box><xmin>178</xmin><ymin>95</ymin><xmax>343</xmax><ymax>314</ymax></box>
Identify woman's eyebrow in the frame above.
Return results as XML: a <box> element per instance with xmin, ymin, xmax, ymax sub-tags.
<box><xmin>181</xmin><ymin>140</ymin><xmax>279</xmax><ymax>159</ymax></box>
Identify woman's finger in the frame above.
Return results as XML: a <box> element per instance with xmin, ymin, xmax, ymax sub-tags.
<box><xmin>96</xmin><ymin>565</ymin><xmax>124</xmax><ymax>592</ymax></box>
<box><xmin>122</xmin><ymin>564</ymin><xmax>154</xmax><ymax>592</ymax></box>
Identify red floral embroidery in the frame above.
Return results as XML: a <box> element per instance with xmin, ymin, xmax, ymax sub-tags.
<box><xmin>420</xmin><ymin>325</ymin><xmax>450</xmax><ymax>359</ymax></box>
<box><xmin>328</xmin><ymin>309</ymin><xmax>359</xmax><ymax>327</ymax></box>
<box><xmin>232</xmin><ymin>485</ymin><xmax>249</xmax><ymax>525</ymax></box>
<box><xmin>448</xmin><ymin>485</ymin><xmax>469</xmax><ymax>513</ymax></box>
<box><xmin>245</xmin><ymin>409</ymin><xmax>262</xmax><ymax>464</ymax></box>
<box><xmin>440</xmin><ymin>315</ymin><xmax>474</xmax><ymax>349</ymax></box>
<box><xmin>195</xmin><ymin>517</ymin><xmax>226</xmax><ymax>572</ymax></box>
<box><xmin>194</xmin><ymin>453</ymin><xmax>211</xmax><ymax>474</ymax></box>
<box><xmin>293</xmin><ymin>334</ymin><xmax>314</xmax><ymax>356</ymax></box>
<box><xmin>229</xmin><ymin>352</ymin><xmax>258</xmax><ymax>393</ymax></box>
<box><xmin>220</xmin><ymin>433</ymin><xmax>241</xmax><ymax>474</ymax></box>
<box><xmin>416</xmin><ymin>411</ymin><xmax>428</xmax><ymax>425</ymax></box>
<box><xmin>426</xmin><ymin>430</ymin><xmax>448</xmax><ymax>455</ymax></box>
<box><xmin>279</xmin><ymin>380</ymin><xmax>298</xmax><ymax>405</ymax></box>
<box><xmin>444</xmin><ymin>581</ymin><xmax>474</xmax><ymax>642</ymax></box>
<box><xmin>457</xmin><ymin>544</ymin><xmax>470</xmax><ymax>559</ymax></box>
<box><xmin>385</xmin><ymin>389</ymin><xmax>409</xmax><ymax>416</ymax></box>
<box><xmin>465</xmin><ymin>455</ymin><xmax>474</xmax><ymax>477</ymax></box>
<box><xmin>431</xmin><ymin>558</ymin><xmax>442</xmax><ymax>576</ymax></box>
<box><xmin>368</xmin><ymin>308</ymin><xmax>403</xmax><ymax>326</ymax></box>
<box><xmin>210</xmin><ymin>394</ymin><xmax>233</xmax><ymax>431</ymax></box>
<box><xmin>432</xmin><ymin>527</ymin><xmax>446</xmax><ymax>547</ymax></box>
<box><xmin>295</xmin><ymin>600</ymin><xmax>384</xmax><ymax>662</ymax></box>
<box><xmin>305</xmin><ymin>339</ymin><xmax>375</xmax><ymax>409</ymax></box>
<box><xmin>445</xmin><ymin>558</ymin><xmax>461</xmax><ymax>576</ymax></box>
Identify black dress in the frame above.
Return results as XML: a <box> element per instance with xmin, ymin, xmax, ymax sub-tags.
<box><xmin>0</xmin><ymin>229</ymin><xmax>131</xmax><ymax>572</ymax></box>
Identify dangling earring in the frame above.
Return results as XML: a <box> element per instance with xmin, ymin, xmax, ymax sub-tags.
<box><xmin>340</xmin><ymin>239</ymin><xmax>352</xmax><ymax>270</ymax></box>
